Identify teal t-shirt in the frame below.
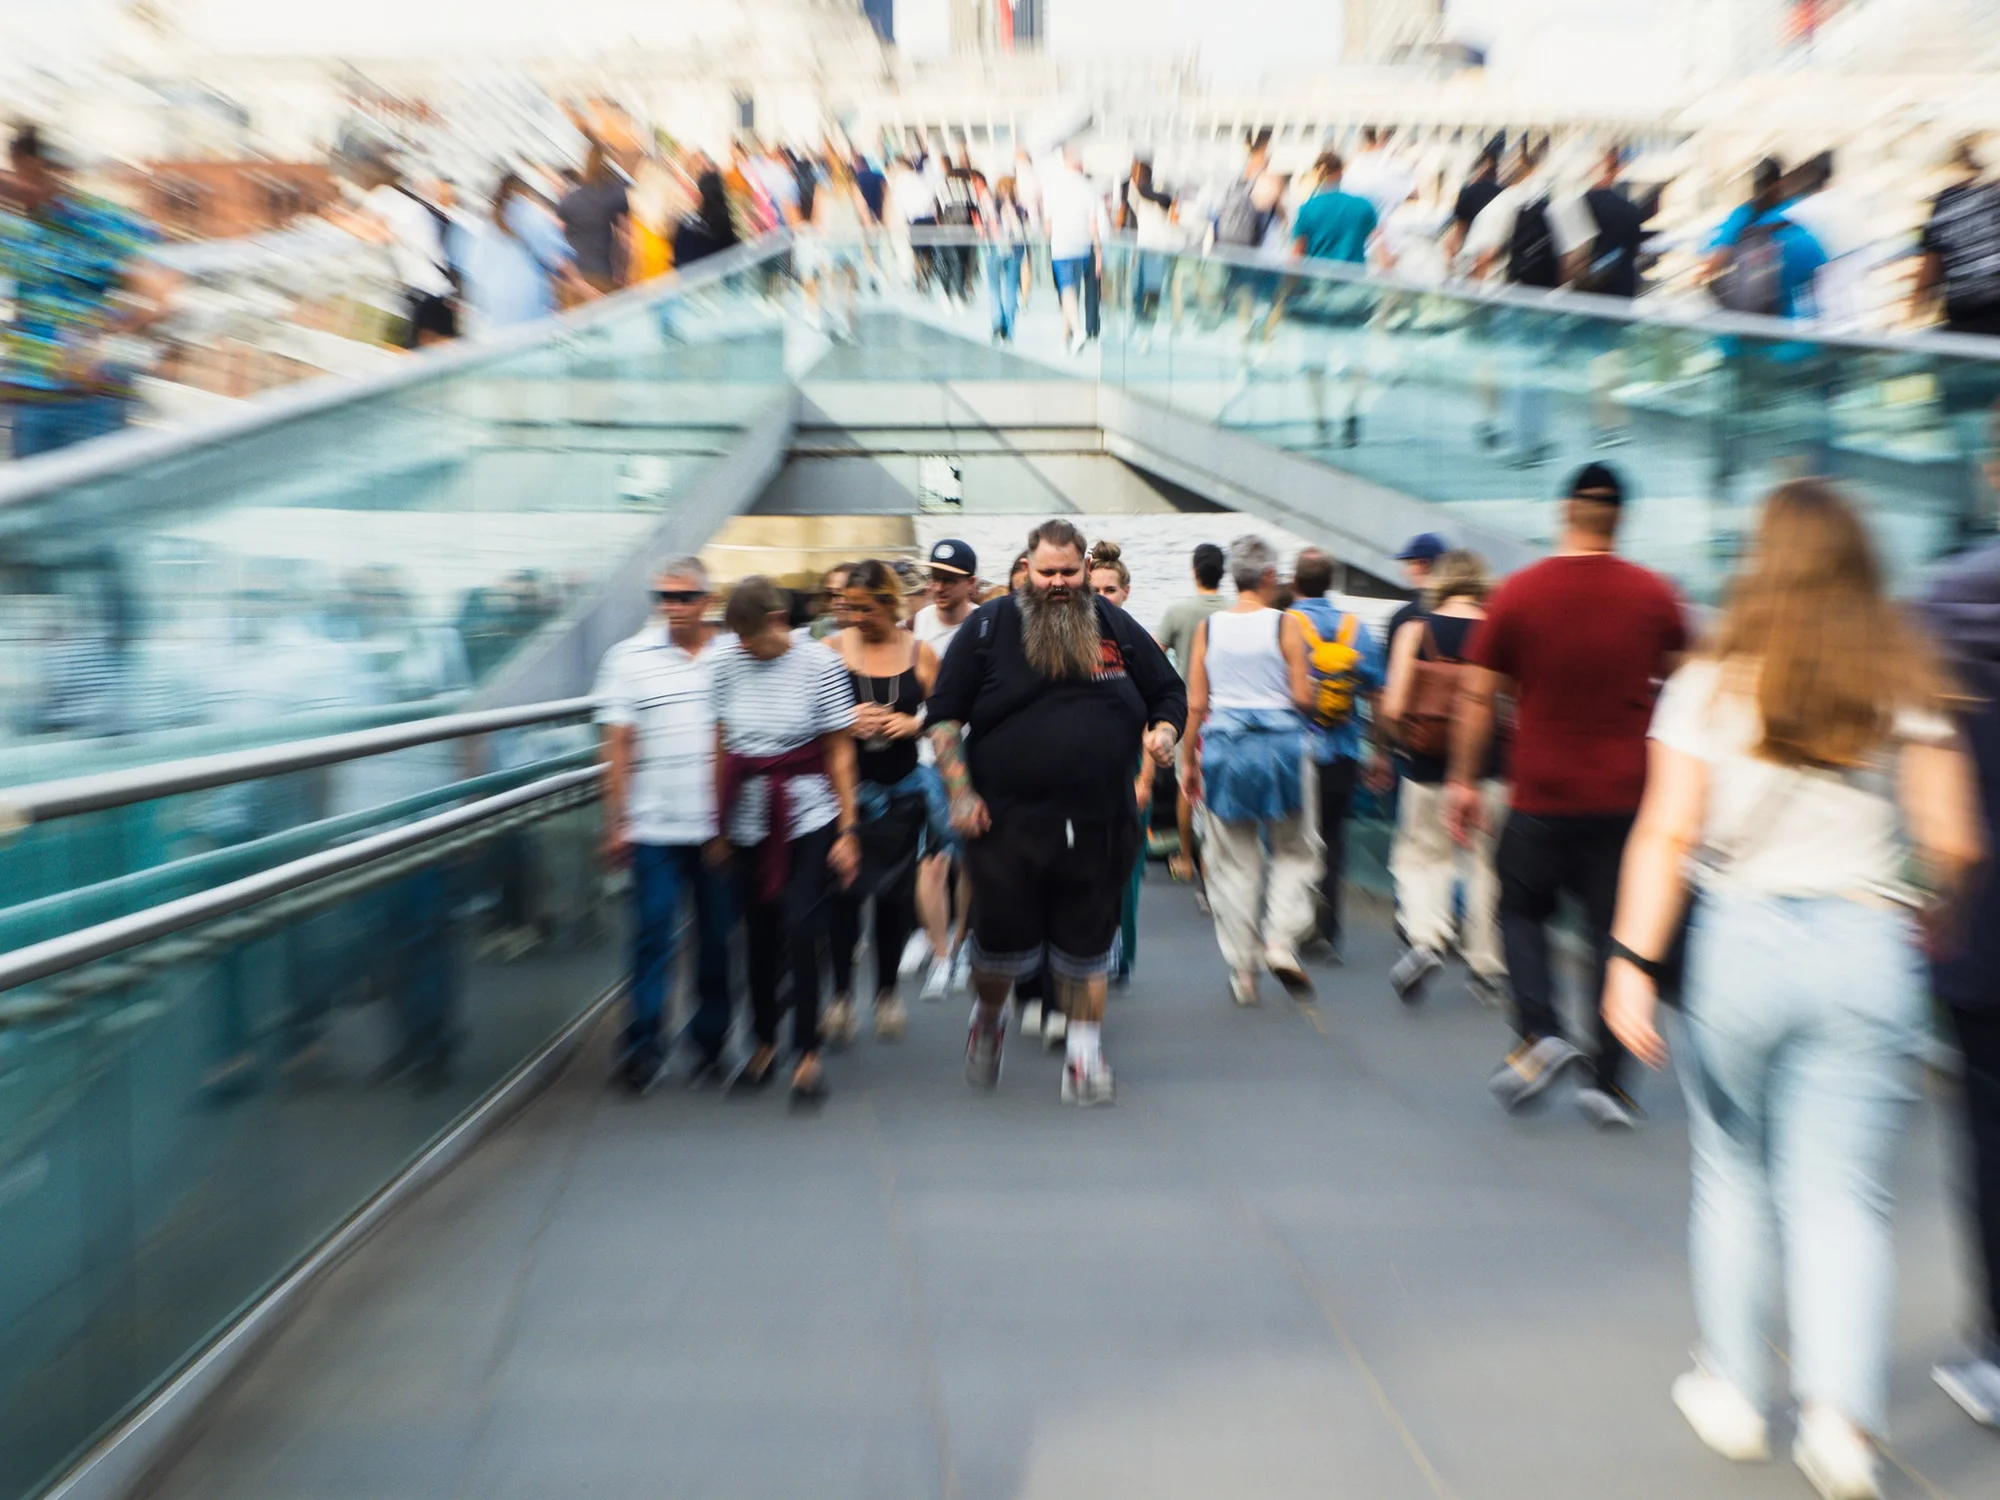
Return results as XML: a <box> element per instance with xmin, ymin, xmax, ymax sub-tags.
<box><xmin>1291</xmin><ymin>189</ymin><xmax>1377</xmax><ymax>265</ymax></box>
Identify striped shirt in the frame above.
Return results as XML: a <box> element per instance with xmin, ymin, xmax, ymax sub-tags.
<box><xmin>708</xmin><ymin>635</ymin><xmax>856</xmax><ymax>845</ymax></box>
<box><xmin>593</xmin><ymin>624</ymin><xmax>718</xmax><ymax>846</ymax></box>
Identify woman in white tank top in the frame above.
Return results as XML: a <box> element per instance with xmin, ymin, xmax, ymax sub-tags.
<box><xmin>1183</xmin><ymin>536</ymin><xmax>1319</xmax><ymax>1007</ymax></box>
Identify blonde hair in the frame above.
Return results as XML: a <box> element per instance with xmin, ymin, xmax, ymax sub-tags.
<box><xmin>1712</xmin><ymin>479</ymin><xmax>1949</xmax><ymax>768</ymax></box>
<box><xmin>1424</xmin><ymin>549</ymin><xmax>1490</xmax><ymax>608</ymax></box>
<box><xmin>843</xmin><ymin>558</ymin><xmax>904</xmax><ymax>624</ymax></box>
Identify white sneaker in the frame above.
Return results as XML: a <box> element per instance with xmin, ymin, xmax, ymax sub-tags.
<box><xmin>1068</xmin><ymin>330</ymin><xmax>1089</xmax><ymax>356</ymax></box>
<box><xmin>1061</xmin><ymin>1054</ymin><xmax>1114</xmax><ymax>1106</ymax></box>
<box><xmin>1230</xmin><ymin>972</ymin><xmax>1259</xmax><ymax>1007</ymax></box>
<box><xmin>1018</xmin><ymin>999</ymin><xmax>1044</xmax><ymax>1036</ymax></box>
<box><xmin>1793</xmin><ymin>1406</ymin><xmax>1879</xmax><ymax>1500</ymax></box>
<box><xmin>1935</xmin><ymin>1356</ymin><xmax>2000</xmax><ymax>1427</ymax></box>
<box><xmin>950</xmin><ymin>948</ymin><xmax>971</xmax><ymax>993</ymax></box>
<box><xmin>1671</xmin><ymin>1367</ymin><xmax>1769</xmax><ymax>1462</ymax></box>
<box><xmin>920</xmin><ymin>961</ymin><xmax>950</xmax><ymax>1004</ymax></box>
<box><xmin>898</xmin><ymin>933</ymin><xmax>931</xmax><ymax>979</ymax></box>
<box><xmin>1042</xmin><ymin>1010</ymin><xmax>1068</xmax><ymax>1050</ymax></box>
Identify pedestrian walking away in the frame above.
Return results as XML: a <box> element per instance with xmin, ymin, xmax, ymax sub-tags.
<box><xmin>826</xmin><ymin>561</ymin><xmax>939</xmax><ymax>1047</ymax></box>
<box><xmin>926</xmin><ymin>519</ymin><xmax>1186</xmax><ymax>1105</ymax></box>
<box><xmin>1286</xmin><ymin>545</ymin><xmax>1384</xmax><ymax>964</ymax></box>
<box><xmin>1184</xmin><ymin>536</ymin><xmax>1323</xmax><ymax>1007</ymax></box>
<box><xmin>594</xmin><ymin>559</ymin><xmax>733</xmax><ymax>1091</ymax></box>
<box><xmin>709</xmin><ymin>577</ymin><xmax>862</xmax><ymax>1106</ymax></box>
<box><xmin>1448</xmin><ymin>463</ymin><xmax>1688</xmax><ymax>1127</ymax></box>
<box><xmin>1380</xmin><ymin>548</ymin><xmax>1507</xmax><ymax>1008</ymax></box>
<box><xmin>1600</xmin><ymin>480</ymin><xmax>1980</xmax><ymax>1500</ymax></box>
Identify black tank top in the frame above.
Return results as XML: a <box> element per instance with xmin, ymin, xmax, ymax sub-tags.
<box><xmin>848</xmin><ymin>661</ymin><xmax>925</xmax><ymax>785</ymax></box>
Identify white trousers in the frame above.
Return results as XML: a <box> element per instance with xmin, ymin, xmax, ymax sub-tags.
<box><xmin>1389</xmin><ymin>778</ymin><xmax>1508</xmax><ymax>978</ymax></box>
<box><xmin>1203</xmin><ymin>755</ymin><xmax>1324</xmax><ymax>973</ymax></box>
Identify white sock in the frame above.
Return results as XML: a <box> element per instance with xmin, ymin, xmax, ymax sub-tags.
<box><xmin>1066</xmin><ymin>1021</ymin><xmax>1101</xmax><ymax>1067</ymax></box>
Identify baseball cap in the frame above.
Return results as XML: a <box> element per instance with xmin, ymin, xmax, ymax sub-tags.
<box><xmin>1395</xmin><ymin>533</ymin><xmax>1447</xmax><ymax>564</ymax></box>
<box><xmin>1567</xmin><ymin>462</ymin><xmax>1626</xmax><ymax>504</ymax></box>
<box><xmin>928</xmin><ymin>538</ymin><xmax>978</xmax><ymax>577</ymax></box>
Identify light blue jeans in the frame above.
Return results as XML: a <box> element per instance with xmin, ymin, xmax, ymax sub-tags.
<box><xmin>1679</xmin><ymin>893</ymin><xmax>1927</xmax><ymax>1434</ymax></box>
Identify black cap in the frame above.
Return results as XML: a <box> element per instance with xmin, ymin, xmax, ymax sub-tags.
<box><xmin>1568</xmin><ymin>462</ymin><xmax>1626</xmax><ymax>505</ymax></box>
<box><xmin>928</xmin><ymin>538</ymin><xmax>977</xmax><ymax>577</ymax></box>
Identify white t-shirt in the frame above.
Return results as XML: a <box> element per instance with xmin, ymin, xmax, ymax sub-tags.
<box><xmin>1043</xmin><ymin>165</ymin><xmax>1106</xmax><ymax>261</ymax></box>
<box><xmin>364</xmin><ymin>183</ymin><xmax>451</xmax><ymax>298</ymax></box>
<box><xmin>891</xmin><ymin>165</ymin><xmax>936</xmax><ymax>225</ymax></box>
<box><xmin>708</xmin><ymin>635</ymin><xmax>856</xmax><ymax>845</ymax></box>
<box><xmin>1648</xmin><ymin>658</ymin><xmax>1953</xmax><ymax>899</ymax></box>
<box><xmin>1463</xmin><ymin>175</ymin><xmax>1598</xmax><ymax>275</ymax></box>
<box><xmin>1341</xmin><ymin>150</ymin><xmax>1416</xmax><ymax>224</ymax></box>
<box><xmin>910</xmin><ymin>602</ymin><xmax>970</xmax><ymax>661</ymax></box>
<box><xmin>593</xmin><ymin>623</ymin><xmax>717</xmax><ymax>846</ymax></box>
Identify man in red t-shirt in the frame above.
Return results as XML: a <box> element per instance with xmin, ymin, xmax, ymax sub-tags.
<box><xmin>1447</xmin><ymin>463</ymin><xmax>1687</xmax><ymax>1126</ymax></box>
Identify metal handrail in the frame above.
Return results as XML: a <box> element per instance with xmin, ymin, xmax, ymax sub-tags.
<box><xmin>0</xmin><ymin>232</ymin><xmax>793</xmax><ymax>511</ymax></box>
<box><xmin>0</xmin><ymin>696</ymin><xmax>596</xmax><ymax>830</ymax></box>
<box><xmin>0</xmin><ymin>765</ymin><xmax>598</xmax><ymax>997</ymax></box>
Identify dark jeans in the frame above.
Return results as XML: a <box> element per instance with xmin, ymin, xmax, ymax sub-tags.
<box><xmin>1950</xmin><ymin>1005</ymin><xmax>2000</xmax><ymax>1358</ymax></box>
<box><xmin>1313</xmin><ymin>756</ymin><xmax>1359</xmax><ymax>945</ymax></box>
<box><xmin>733</xmin><ymin>824</ymin><xmax>837</xmax><ymax>1056</ymax></box>
<box><xmin>1496</xmin><ymin>811</ymin><xmax>1634</xmax><ymax>1091</ymax></box>
<box><xmin>9</xmin><ymin>395</ymin><xmax>131</xmax><ymax>459</ymax></box>
<box><xmin>627</xmin><ymin>843</ymin><xmax>734</xmax><ymax>1067</ymax></box>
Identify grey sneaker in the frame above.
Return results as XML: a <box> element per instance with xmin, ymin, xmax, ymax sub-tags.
<box><xmin>1389</xmin><ymin>946</ymin><xmax>1443</xmax><ymax>1004</ymax></box>
<box><xmin>1467</xmin><ymin>972</ymin><xmax>1508</xmax><ymax>1010</ymax></box>
<box><xmin>1489</xmin><ymin>1036</ymin><xmax>1584</xmax><ymax>1112</ymax></box>
<box><xmin>1577</xmin><ymin>1084</ymin><xmax>1643</xmax><ymax>1130</ymax></box>
<box><xmin>1935</xmin><ymin>1357</ymin><xmax>2000</xmax><ymax>1427</ymax></box>
<box><xmin>965</xmin><ymin>1014</ymin><xmax>1004</xmax><ymax>1089</ymax></box>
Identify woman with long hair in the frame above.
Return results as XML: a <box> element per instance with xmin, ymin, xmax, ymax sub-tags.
<box><xmin>674</xmin><ymin>164</ymin><xmax>741</xmax><ymax>270</ymax></box>
<box><xmin>982</xmin><ymin>175</ymin><xmax>1031</xmax><ymax>343</ymax></box>
<box><xmin>1602</xmin><ymin>480</ymin><xmax>1981</xmax><ymax>1499</ymax></box>
<box><xmin>1380</xmin><ymin>548</ymin><xmax>1507</xmax><ymax>1007</ymax></box>
<box><xmin>806</xmin><ymin>155</ymin><xmax>866</xmax><ymax>340</ymax></box>
<box><xmin>823</xmin><ymin>560</ymin><xmax>940</xmax><ymax>1046</ymax></box>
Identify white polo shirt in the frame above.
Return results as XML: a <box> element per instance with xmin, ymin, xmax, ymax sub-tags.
<box><xmin>593</xmin><ymin>623</ymin><xmax>718</xmax><ymax>847</ymax></box>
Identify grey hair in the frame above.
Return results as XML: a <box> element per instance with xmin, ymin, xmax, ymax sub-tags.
<box><xmin>656</xmin><ymin>555</ymin><xmax>709</xmax><ymax>589</ymax></box>
<box><xmin>1226</xmin><ymin>534</ymin><xmax>1278</xmax><ymax>594</ymax></box>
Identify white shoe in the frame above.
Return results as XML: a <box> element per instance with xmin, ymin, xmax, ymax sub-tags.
<box><xmin>1018</xmin><ymin>999</ymin><xmax>1043</xmax><ymax>1037</ymax></box>
<box><xmin>950</xmin><ymin>948</ymin><xmax>971</xmax><ymax>993</ymax></box>
<box><xmin>1061</xmin><ymin>1054</ymin><xmax>1114</xmax><ymax>1106</ymax></box>
<box><xmin>1068</xmin><ymin>330</ymin><xmax>1089</xmax><ymax>356</ymax></box>
<box><xmin>1935</xmin><ymin>1356</ymin><xmax>2000</xmax><ymax>1426</ymax></box>
<box><xmin>920</xmin><ymin>961</ymin><xmax>950</xmax><ymax>1004</ymax></box>
<box><xmin>1042</xmin><ymin>1010</ymin><xmax>1068</xmax><ymax>1050</ymax></box>
<box><xmin>1671</xmin><ymin>1367</ymin><xmax>1769</xmax><ymax>1462</ymax></box>
<box><xmin>898</xmin><ymin>933</ymin><xmax>930</xmax><ymax>979</ymax></box>
<box><xmin>1230</xmin><ymin>972</ymin><xmax>1259</xmax><ymax>1007</ymax></box>
<box><xmin>821</xmin><ymin>998</ymin><xmax>858</xmax><ymax>1050</ymax></box>
<box><xmin>1793</xmin><ymin>1407</ymin><xmax>1879</xmax><ymax>1500</ymax></box>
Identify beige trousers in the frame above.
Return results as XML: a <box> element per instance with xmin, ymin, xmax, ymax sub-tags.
<box><xmin>1203</xmin><ymin>752</ymin><xmax>1324</xmax><ymax>974</ymax></box>
<box><xmin>1389</xmin><ymin>778</ymin><xmax>1508</xmax><ymax>978</ymax></box>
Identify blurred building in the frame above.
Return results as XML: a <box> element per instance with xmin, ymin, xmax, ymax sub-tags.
<box><xmin>110</xmin><ymin>159</ymin><xmax>334</xmax><ymax>239</ymax></box>
<box><xmin>1344</xmin><ymin>0</ymin><xmax>1446</xmax><ymax>64</ymax></box>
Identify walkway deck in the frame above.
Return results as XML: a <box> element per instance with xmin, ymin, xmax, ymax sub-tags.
<box><xmin>138</xmin><ymin>877</ymin><xmax>1994</xmax><ymax>1500</ymax></box>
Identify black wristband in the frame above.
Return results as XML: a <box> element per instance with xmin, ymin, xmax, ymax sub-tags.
<box><xmin>1607</xmin><ymin>937</ymin><xmax>1663</xmax><ymax>982</ymax></box>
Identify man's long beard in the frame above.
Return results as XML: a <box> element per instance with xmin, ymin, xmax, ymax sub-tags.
<box><xmin>1018</xmin><ymin>580</ymin><xmax>1100</xmax><ymax>680</ymax></box>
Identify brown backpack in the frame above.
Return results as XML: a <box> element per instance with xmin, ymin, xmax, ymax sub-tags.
<box><xmin>1396</xmin><ymin>622</ymin><xmax>1468</xmax><ymax>759</ymax></box>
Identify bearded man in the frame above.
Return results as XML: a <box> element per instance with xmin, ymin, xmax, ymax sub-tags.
<box><xmin>925</xmin><ymin>519</ymin><xmax>1187</xmax><ymax>1104</ymax></box>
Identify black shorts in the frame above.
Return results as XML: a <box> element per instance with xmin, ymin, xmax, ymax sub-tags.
<box><xmin>402</xmin><ymin>291</ymin><xmax>458</xmax><ymax>345</ymax></box>
<box><xmin>964</xmin><ymin>807</ymin><xmax>1140</xmax><ymax>981</ymax></box>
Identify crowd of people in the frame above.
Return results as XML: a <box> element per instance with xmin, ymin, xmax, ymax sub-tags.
<box><xmin>597</xmin><ymin>466</ymin><xmax>2000</xmax><ymax>1497</ymax></box>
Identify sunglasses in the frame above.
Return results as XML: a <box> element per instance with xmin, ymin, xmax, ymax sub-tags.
<box><xmin>928</xmin><ymin>569</ymin><xmax>968</xmax><ymax>585</ymax></box>
<box><xmin>654</xmin><ymin>589</ymin><xmax>705</xmax><ymax>604</ymax></box>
